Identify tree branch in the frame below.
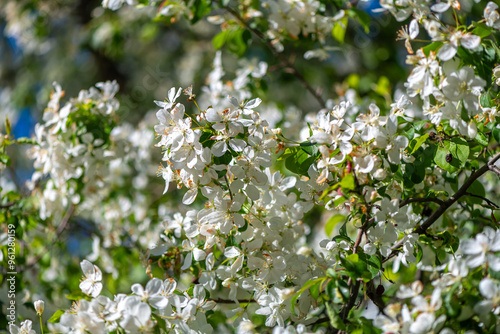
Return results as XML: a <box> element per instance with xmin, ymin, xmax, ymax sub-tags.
<box><xmin>489</xmin><ymin>164</ymin><xmax>500</xmax><ymax>177</ymax></box>
<box><xmin>463</xmin><ymin>192</ymin><xmax>499</xmax><ymax>208</ymax></box>
<box><xmin>384</xmin><ymin>151</ymin><xmax>500</xmax><ymax>262</ymax></box>
<box><xmin>332</xmin><ymin>201</ymin><xmax>372</xmax><ymax>333</ymax></box>
<box><xmin>309</xmin><ymin>317</ymin><xmax>330</xmax><ymax>326</ymax></box>
<box><xmin>210</xmin><ymin>298</ymin><xmax>254</xmax><ymax>304</ymax></box>
<box><xmin>399</xmin><ymin>197</ymin><xmax>445</xmax><ymax>207</ymax></box>
<box><xmin>415</xmin><ymin>151</ymin><xmax>500</xmax><ymax>234</ymax></box>
<box><xmin>220</xmin><ymin>3</ymin><xmax>327</xmax><ymax>109</ymax></box>
<box><xmin>19</xmin><ymin>205</ymin><xmax>75</xmax><ymax>271</ymax></box>
<box><xmin>0</xmin><ymin>201</ymin><xmax>15</xmax><ymax>209</ymax></box>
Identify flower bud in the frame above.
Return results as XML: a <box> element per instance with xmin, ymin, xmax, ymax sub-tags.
<box><xmin>297</xmin><ymin>246</ymin><xmax>312</xmax><ymax>256</ymax></box>
<box><xmin>34</xmin><ymin>300</ymin><xmax>44</xmax><ymax>316</ymax></box>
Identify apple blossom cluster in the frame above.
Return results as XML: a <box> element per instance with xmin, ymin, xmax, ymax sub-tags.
<box><xmin>101</xmin><ymin>0</ymin><xmax>496</xmax><ymax>63</ymax></box>
<box><xmin>382</xmin><ymin>1</ymin><xmax>500</xmax><ymax>142</ymax></box>
<box><xmin>379</xmin><ymin>0</ymin><xmax>482</xmax><ymax>22</ymax></box>
<box><xmin>27</xmin><ymin>81</ymin><xmax>169</xmax><ymax>277</ymax></box>
<box><xmin>374</xmin><ymin>227</ymin><xmax>500</xmax><ymax>333</ymax></box>
<box><xmin>32</xmin><ymin>260</ymin><xmax>216</xmax><ymax>334</ymax></box>
<box><xmin>29</xmin><ymin>80</ymin><xmax>121</xmax><ymax>220</ymax></box>
<box><xmin>148</xmin><ymin>78</ymin><xmax>435</xmax><ymax>331</ymax></box>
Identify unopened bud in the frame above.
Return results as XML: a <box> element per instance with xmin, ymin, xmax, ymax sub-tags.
<box><xmin>297</xmin><ymin>246</ymin><xmax>312</xmax><ymax>256</ymax></box>
<box><xmin>34</xmin><ymin>300</ymin><xmax>44</xmax><ymax>316</ymax></box>
<box><xmin>278</xmin><ymin>287</ymin><xmax>295</xmax><ymax>300</ymax></box>
<box><xmin>271</xmin><ymin>128</ymin><xmax>282</xmax><ymax>135</ymax></box>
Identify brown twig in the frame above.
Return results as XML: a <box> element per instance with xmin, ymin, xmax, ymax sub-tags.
<box><xmin>309</xmin><ymin>317</ymin><xmax>330</xmax><ymax>326</ymax></box>
<box><xmin>489</xmin><ymin>164</ymin><xmax>500</xmax><ymax>177</ymax></box>
<box><xmin>19</xmin><ymin>204</ymin><xmax>75</xmax><ymax>271</ymax></box>
<box><xmin>224</xmin><ymin>174</ymin><xmax>233</xmax><ymax>202</ymax></box>
<box><xmin>0</xmin><ymin>201</ymin><xmax>16</xmax><ymax>209</ymax></box>
<box><xmin>332</xmin><ymin>199</ymin><xmax>372</xmax><ymax>333</ymax></box>
<box><xmin>463</xmin><ymin>192</ymin><xmax>499</xmax><ymax>208</ymax></box>
<box><xmin>415</xmin><ymin>151</ymin><xmax>500</xmax><ymax>234</ymax></box>
<box><xmin>220</xmin><ymin>3</ymin><xmax>327</xmax><ymax>109</ymax></box>
<box><xmin>399</xmin><ymin>197</ymin><xmax>445</xmax><ymax>207</ymax></box>
<box><xmin>384</xmin><ymin>151</ymin><xmax>500</xmax><ymax>263</ymax></box>
<box><xmin>341</xmin><ymin>279</ymin><xmax>361</xmax><ymax>320</ymax></box>
<box><xmin>210</xmin><ymin>298</ymin><xmax>254</xmax><ymax>304</ymax></box>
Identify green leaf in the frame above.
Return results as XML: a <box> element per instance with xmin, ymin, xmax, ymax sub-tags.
<box><xmin>341</xmin><ymin>253</ymin><xmax>366</xmax><ymax>279</ymax></box>
<box><xmin>358</xmin><ymin>317</ymin><xmax>383</xmax><ymax>334</ymax></box>
<box><xmin>152</xmin><ymin>313</ymin><xmax>168</xmax><ymax>332</ymax></box>
<box><xmin>493</xmin><ymin>127</ymin><xmax>500</xmax><ymax>144</ymax></box>
<box><xmin>333</xmin><ymin>234</ymin><xmax>352</xmax><ymax>245</ymax></box>
<box><xmin>300</xmin><ymin>141</ymin><xmax>318</xmax><ymax>156</ymax></box>
<box><xmin>365</xmin><ymin>254</ymin><xmax>381</xmax><ymax>279</ymax></box>
<box><xmin>339</xmin><ymin>222</ymin><xmax>348</xmax><ymax>237</ymax></box>
<box><xmin>15</xmin><ymin>137</ymin><xmax>36</xmax><ymax>145</ymax></box>
<box><xmin>457</xmin><ymin>46</ymin><xmax>496</xmax><ymax>87</ymax></box>
<box><xmin>374</xmin><ymin>76</ymin><xmax>390</xmax><ymax>96</ymax></box>
<box><xmin>434</xmin><ymin>137</ymin><xmax>469</xmax><ymax>173</ymax></box>
<box><xmin>326</xmin><ymin>302</ymin><xmax>346</xmax><ymax>330</ymax></box>
<box><xmin>227</xmin><ymin>29</ymin><xmax>251</xmax><ymax>56</ymax></box>
<box><xmin>238</xmin><ymin>220</ymin><xmax>248</xmax><ymax>232</ymax></box>
<box><xmin>334</xmin><ymin>196</ymin><xmax>347</xmax><ymax>207</ymax></box>
<box><xmin>278</xmin><ymin>146</ymin><xmax>299</xmax><ymax>161</ymax></box>
<box><xmin>422</xmin><ymin>41</ymin><xmax>442</xmax><ymax>56</ymax></box>
<box><xmin>409</xmin><ymin>133</ymin><xmax>429</xmax><ymax>155</ymax></box>
<box><xmin>332</xmin><ymin>17</ymin><xmax>348</xmax><ymax>43</ymax></box>
<box><xmin>413</xmin><ymin>120</ymin><xmax>429</xmax><ymax>132</ymax></box>
<box><xmin>291</xmin><ymin>277</ymin><xmax>324</xmax><ymax>315</ymax></box>
<box><xmin>346</xmin><ymin>74</ymin><xmax>360</xmax><ymax>89</ymax></box>
<box><xmin>340</xmin><ymin>174</ymin><xmax>355</xmax><ymax>191</ymax></box>
<box><xmin>326</xmin><ymin>279</ymin><xmax>336</xmax><ymax>299</ymax></box>
<box><xmin>480</xmin><ymin>93</ymin><xmax>493</xmax><ymax>108</ymax></box>
<box><xmin>444</xmin><ymin>283</ymin><xmax>461</xmax><ymax>317</ymax></box>
<box><xmin>325</xmin><ymin>214</ymin><xmax>345</xmax><ymax>237</ymax></box>
<box><xmin>402</xmin><ymin>125</ymin><xmax>415</xmax><ymax>141</ymax></box>
<box><xmin>212</xmin><ymin>30</ymin><xmax>229</xmax><ymax>49</ymax></box>
<box><xmin>474</xmin><ymin>131</ymin><xmax>489</xmax><ymax>146</ymax></box>
<box><xmin>190</xmin><ymin>0</ymin><xmax>212</xmax><ymax>24</ymax></box>
<box><xmin>405</xmin><ymin>157</ymin><xmax>426</xmax><ymax>185</ymax></box>
<box><xmin>285</xmin><ymin>149</ymin><xmax>317</xmax><ymax>176</ymax></box>
<box><xmin>65</xmin><ymin>292</ymin><xmax>88</xmax><ymax>300</ymax></box>
<box><xmin>337</xmin><ymin>278</ymin><xmax>350</xmax><ymax>301</ymax></box>
<box><xmin>326</xmin><ymin>268</ymin><xmax>337</xmax><ymax>278</ymax></box>
<box><xmin>466</xmin><ymin>180</ymin><xmax>486</xmax><ymax>205</ymax></box>
<box><xmin>422</xmin><ymin>144</ymin><xmax>437</xmax><ymax>166</ymax></box>
<box><xmin>213</xmin><ymin>150</ymin><xmax>233</xmax><ymax>166</ymax></box>
<box><xmin>0</xmin><ymin>154</ymin><xmax>11</xmax><ymax>166</ymax></box>
<box><xmin>48</xmin><ymin>310</ymin><xmax>65</xmax><ymax>323</ymax></box>
<box><xmin>472</xmin><ymin>23</ymin><xmax>492</xmax><ymax>38</ymax></box>
<box><xmin>5</xmin><ymin>117</ymin><xmax>11</xmax><ymax>135</ymax></box>
<box><xmin>309</xmin><ymin>279</ymin><xmax>323</xmax><ymax>300</ymax></box>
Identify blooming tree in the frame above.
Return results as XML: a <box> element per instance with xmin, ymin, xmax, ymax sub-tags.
<box><xmin>1</xmin><ymin>0</ymin><xmax>500</xmax><ymax>333</ymax></box>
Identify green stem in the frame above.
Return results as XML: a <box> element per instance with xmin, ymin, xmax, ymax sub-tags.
<box><xmin>39</xmin><ymin>315</ymin><xmax>44</xmax><ymax>334</ymax></box>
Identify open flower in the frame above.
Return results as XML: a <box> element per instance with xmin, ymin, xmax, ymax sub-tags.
<box><xmin>437</xmin><ymin>30</ymin><xmax>481</xmax><ymax>61</ymax></box>
<box><xmin>474</xmin><ymin>278</ymin><xmax>500</xmax><ymax>316</ymax></box>
<box><xmin>79</xmin><ymin>260</ymin><xmax>103</xmax><ymax>298</ymax></box>
<box><xmin>9</xmin><ymin>320</ymin><xmax>36</xmax><ymax>334</ymax></box>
